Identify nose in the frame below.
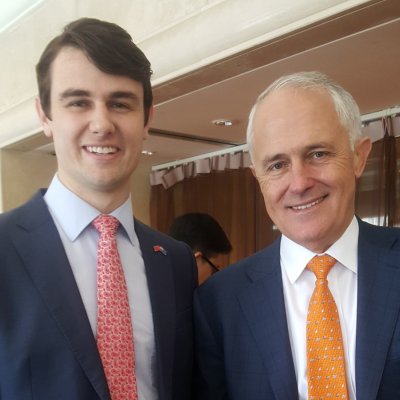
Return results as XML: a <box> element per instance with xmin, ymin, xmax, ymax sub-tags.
<box><xmin>89</xmin><ymin>104</ymin><xmax>115</xmax><ymax>135</ymax></box>
<box><xmin>288</xmin><ymin>161</ymin><xmax>314</xmax><ymax>194</ymax></box>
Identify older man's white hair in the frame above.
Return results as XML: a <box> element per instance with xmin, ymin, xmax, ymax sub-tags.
<box><xmin>246</xmin><ymin>71</ymin><xmax>362</xmax><ymax>162</ymax></box>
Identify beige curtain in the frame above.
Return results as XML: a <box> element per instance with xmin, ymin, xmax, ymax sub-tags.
<box><xmin>356</xmin><ymin>133</ymin><xmax>399</xmax><ymax>227</ymax></box>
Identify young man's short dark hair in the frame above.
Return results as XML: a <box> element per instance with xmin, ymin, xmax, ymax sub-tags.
<box><xmin>36</xmin><ymin>17</ymin><xmax>153</xmax><ymax>124</ymax></box>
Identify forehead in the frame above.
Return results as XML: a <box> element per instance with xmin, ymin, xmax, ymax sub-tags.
<box><xmin>255</xmin><ymin>87</ymin><xmax>337</xmax><ymax>124</ymax></box>
<box><xmin>254</xmin><ymin>87</ymin><xmax>341</xmax><ymax>135</ymax></box>
<box><xmin>252</xmin><ymin>87</ymin><xmax>348</xmax><ymax>156</ymax></box>
<box><xmin>50</xmin><ymin>47</ymin><xmax>144</xmax><ymax>98</ymax></box>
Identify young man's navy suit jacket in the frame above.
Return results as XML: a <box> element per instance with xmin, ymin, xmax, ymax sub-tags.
<box><xmin>0</xmin><ymin>190</ymin><xmax>197</xmax><ymax>400</ymax></box>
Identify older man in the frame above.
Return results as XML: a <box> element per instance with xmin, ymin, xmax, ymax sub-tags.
<box><xmin>194</xmin><ymin>71</ymin><xmax>400</xmax><ymax>400</ymax></box>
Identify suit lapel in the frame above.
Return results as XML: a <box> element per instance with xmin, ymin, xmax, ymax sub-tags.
<box><xmin>135</xmin><ymin>221</ymin><xmax>175</xmax><ymax>400</ymax></box>
<box><xmin>237</xmin><ymin>242</ymin><xmax>298</xmax><ymax>400</ymax></box>
<box><xmin>13</xmin><ymin>192</ymin><xmax>110</xmax><ymax>400</ymax></box>
<box><xmin>356</xmin><ymin>221</ymin><xmax>400</xmax><ymax>400</ymax></box>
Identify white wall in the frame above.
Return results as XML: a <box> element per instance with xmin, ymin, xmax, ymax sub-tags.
<box><xmin>0</xmin><ymin>149</ymin><xmax>56</xmax><ymax>212</ymax></box>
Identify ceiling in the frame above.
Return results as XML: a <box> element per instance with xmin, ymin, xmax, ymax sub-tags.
<box><xmin>7</xmin><ymin>0</ymin><xmax>400</xmax><ymax>170</ymax></box>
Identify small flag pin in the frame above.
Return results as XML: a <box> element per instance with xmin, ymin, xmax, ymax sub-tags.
<box><xmin>153</xmin><ymin>245</ymin><xmax>167</xmax><ymax>255</ymax></box>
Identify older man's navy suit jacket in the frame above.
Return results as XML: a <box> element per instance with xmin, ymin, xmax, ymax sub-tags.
<box><xmin>194</xmin><ymin>219</ymin><xmax>400</xmax><ymax>399</ymax></box>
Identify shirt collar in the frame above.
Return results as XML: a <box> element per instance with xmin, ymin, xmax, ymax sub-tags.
<box><xmin>281</xmin><ymin>216</ymin><xmax>359</xmax><ymax>284</ymax></box>
<box><xmin>44</xmin><ymin>175</ymin><xmax>137</xmax><ymax>246</ymax></box>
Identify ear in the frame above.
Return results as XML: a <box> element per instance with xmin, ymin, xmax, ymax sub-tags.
<box><xmin>35</xmin><ymin>96</ymin><xmax>53</xmax><ymax>138</ymax></box>
<box><xmin>250</xmin><ymin>164</ymin><xmax>257</xmax><ymax>178</ymax></box>
<box><xmin>353</xmin><ymin>136</ymin><xmax>372</xmax><ymax>178</ymax></box>
<box><xmin>144</xmin><ymin>104</ymin><xmax>154</xmax><ymax>139</ymax></box>
<box><xmin>194</xmin><ymin>251</ymin><xmax>202</xmax><ymax>260</ymax></box>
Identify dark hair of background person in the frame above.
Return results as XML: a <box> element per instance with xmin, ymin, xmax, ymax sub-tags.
<box><xmin>169</xmin><ymin>212</ymin><xmax>232</xmax><ymax>258</ymax></box>
<box><xmin>36</xmin><ymin>17</ymin><xmax>153</xmax><ymax>125</ymax></box>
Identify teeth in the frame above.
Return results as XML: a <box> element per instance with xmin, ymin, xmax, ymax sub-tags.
<box><xmin>86</xmin><ymin>146</ymin><xmax>117</xmax><ymax>154</ymax></box>
<box><xmin>292</xmin><ymin>197</ymin><xmax>323</xmax><ymax>210</ymax></box>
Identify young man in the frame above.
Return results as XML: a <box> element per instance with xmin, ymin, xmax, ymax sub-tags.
<box><xmin>194</xmin><ymin>71</ymin><xmax>400</xmax><ymax>399</ymax></box>
<box><xmin>169</xmin><ymin>212</ymin><xmax>232</xmax><ymax>284</ymax></box>
<box><xmin>0</xmin><ymin>18</ymin><xmax>197</xmax><ymax>400</ymax></box>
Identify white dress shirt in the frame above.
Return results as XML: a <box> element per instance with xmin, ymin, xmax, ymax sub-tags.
<box><xmin>280</xmin><ymin>216</ymin><xmax>359</xmax><ymax>400</ymax></box>
<box><xmin>44</xmin><ymin>175</ymin><xmax>158</xmax><ymax>400</ymax></box>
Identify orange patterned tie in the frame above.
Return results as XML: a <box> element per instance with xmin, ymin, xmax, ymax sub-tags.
<box><xmin>306</xmin><ymin>255</ymin><xmax>348</xmax><ymax>400</ymax></box>
<box><xmin>93</xmin><ymin>215</ymin><xmax>138</xmax><ymax>400</ymax></box>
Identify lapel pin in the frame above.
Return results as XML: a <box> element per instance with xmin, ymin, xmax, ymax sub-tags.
<box><xmin>153</xmin><ymin>245</ymin><xmax>167</xmax><ymax>255</ymax></box>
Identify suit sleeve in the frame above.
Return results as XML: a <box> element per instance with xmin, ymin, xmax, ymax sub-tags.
<box><xmin>193</xmin><ymin>289</ymin><xmax>229</xmax><ymax>400</ymax></box>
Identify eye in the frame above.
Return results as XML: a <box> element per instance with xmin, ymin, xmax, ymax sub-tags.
<box><xmin>312</xmin><ymin>151</ymin><xmax>326</xmax><ymax>159</ymax></box>
<box><xmin>110</xmin><ymin>102</ymin><xmax>132</xmax><ymax>111</ymax></box>
<box><xmin>112</xmin><ymin>103</ymin><xmax>127</xmax><ymax>109</ymax></box>
<box><xmin>67</xmin><ymin>99</ymin><xmax>89</xmax><ymax>108</ymax></box>
<box><xmin>269</xmin><ymin>161</ymin><xmax>285</xmax><ymax>171</ymax></box>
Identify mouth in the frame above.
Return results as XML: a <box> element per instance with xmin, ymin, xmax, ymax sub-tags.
<box><xmin>85</xmin><ymin>146</ymin><xmax>119</xmax><ymax>155</ymax></box>
<box><xmin>290</xmin><ymin>196</ymin><xmax>326</xmax><ymax>211</ymax></box>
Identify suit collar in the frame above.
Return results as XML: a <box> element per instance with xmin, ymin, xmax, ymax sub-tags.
<box><xmin>13</xmin><ymin>191</ymin><xmax>111</xmax><ymax>400</ymax></box>
<box><xmin>238</xmin><ymin>240</ymin><xmax>299</xmax><ymax>399</ymax></box>
<box><xmin>356</xmin><ymin>220</ymin><xmax>400</xmax><ymax>400</ymax></box>
<box><xmin>135</xmin><ymin>220</ymin><xmax>176</xmax><ymax>400</ymax></box>
<box><xmin>245</xmin><ymin>237</ymin><xmax>282</xmax><ymax>281</ymax></box>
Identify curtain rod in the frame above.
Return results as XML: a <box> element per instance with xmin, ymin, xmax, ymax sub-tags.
<box><xmin>152</xmin><ymin>106</ymin><xmax>400</xmax><ymax>172</ymax></box>
<box><xmin>361</xmin><ymin>106</ymin><xmax>400</xmax><ymax>122</ymax></box>
<box><xmin>152</xmin><ymin>143</ymin><xmax>248</xmax><ymax>171</ymax></box>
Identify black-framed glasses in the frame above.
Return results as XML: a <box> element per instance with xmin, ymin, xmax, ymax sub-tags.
<box><xmin>201</xmin><ymin>255</ymin><xmax>220</xmax><ymax>274</ymax></box>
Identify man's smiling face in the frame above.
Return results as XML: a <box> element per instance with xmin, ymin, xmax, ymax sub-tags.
<box><xmin>36</xmin><ymin>46</ymin><xmax>151</xmax><ymax>209</ymax></box>
<box><xmin>251</xmin><ymin>86</ymin><xmax>371</xmax><ymax>253</ymax></box>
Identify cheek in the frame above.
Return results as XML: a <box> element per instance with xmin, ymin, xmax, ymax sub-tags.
<box><xmin>327</xmin><ymin>167</ymin><xmax>357</xmax><ymax>193</ymax></box>
<box><xmin>51</xmin><ymin>127</ymin><xmax>71</xmax><ymax>148</ymax></box>
<box><xmin>258</xmin><ymin>178</ymin><xmax>281</xmax><ymax>209</ymax></box>
<box><xmin>124</xmin><ymin>127</ymin><xmax>147</xmax><ymax>148</ymax></box>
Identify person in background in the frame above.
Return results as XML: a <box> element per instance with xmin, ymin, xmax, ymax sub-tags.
<box><xmin>169</xmin><ymin>212</ymin><xmax>232</xmax><ymax>284</ymax></box>
<box><xmin>194</xmin><ymin>71</ymin><xmax>400</xmax><ymax>399</ymax></box>
<box><xmin>0</xmin><ymin>18</ymin><xmax>197</xmax><ymax>400</ymax></box>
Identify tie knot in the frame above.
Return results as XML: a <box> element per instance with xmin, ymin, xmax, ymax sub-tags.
<box><xmin>307</xmin><ymin>254</ymin><xmax>336</xmax><ymax>280</ymax></box>
<box><xmin>92</xmin><ymin>214</ymin><xmax>119</xmax><ymax>236</ymax></box>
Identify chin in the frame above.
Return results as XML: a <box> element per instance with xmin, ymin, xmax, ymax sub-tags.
<box><xmin>289</xmin><ymin>229</ymin><xmax>329</xmax><ymax>251</ymax></box>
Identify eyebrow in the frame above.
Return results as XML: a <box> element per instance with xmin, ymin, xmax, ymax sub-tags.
<box><xmin>109</xmin><ymin>91</ymin><xmax>140</xmax><ymax>102</ymax></box>
<box><xmin>261</xmin><ymin>153</ymin><xmax>286</xmax><ymax>170</ymax></box>
<box><xmin>58</xmin><ymin>89</ymin><xmax>140</xmax><ymax>102</ymax></box>
<box><xmin>59</xmin><ymin>89</ymin><xmax>90</xmax><ymax>101</ymax></box>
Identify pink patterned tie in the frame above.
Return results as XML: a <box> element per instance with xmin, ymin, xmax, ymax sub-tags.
<box><xmin>93</xmin><ymin>215</ymin><xmax>138</xmax><ymax>400</ymax></box>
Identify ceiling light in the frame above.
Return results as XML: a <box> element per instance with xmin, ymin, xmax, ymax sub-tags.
<box><xmin>141</xmin><ymin>150</ymin><xmax>154</xmax><ymax>156</ymax></box>
<box><xmin>212</xmin><ymin>119</ymin><xmax>233</xmax><ymax>126</ymax></box>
